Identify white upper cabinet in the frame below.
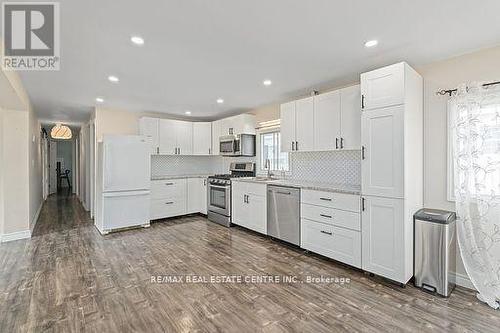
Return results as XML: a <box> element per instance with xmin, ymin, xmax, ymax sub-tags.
<box><xmin>176</xmin><ymin>121</ymin><xmax>193</xmax><ymax>155</ymax></box>
<box><xmin>295</xmin><ymin>97</ymin><xmax>314</xmax><ymax>152</ymax></box>
<box><xmin>340</xmin><ymin>85</ymin><xmax>361</xmax><ymax>150</ymax></box>
<box><xmin>361</xmin><ymin>105</ymin><xmax>404</xmax><ymax>198</ymax></box>
<box><xmin>139</xmin><ymin>117</ymin><xmax>160</xmax><ymax>154</ymax></box>
<box><xmin>280</xmin><ymin>101</ymin><xmax>296</xmax><ymax>153</ymax></box>
<box><xmin>193</xmin><ymin>122</ymin><xmax>212</xmax><ymax>155</ymax></box>
<box><xmin>159</xmin><ymin>119</ymin><xmax>178</xmax><ymax>155</ymax></box>
<box><xmin>314</xmin><ymin>90</ymin><xmax>341</xmax><ymax>151</ymax></box>
<box><xmin>211</xmin><ymin>120</ymin><xmax>221</xmax><ymax>155</ymax></box>
<box><xmin>280</xmin><ymin>97</ymin><xmax>314</xmax><ymax>152</ymax></box>
<box><xmin>361</xmin><ymin>62</ymin><xmax>405</xmax><ymax>110</ymax></box>
<box><xmin>158</xmin><ymin>119</ymin><xmax>192</xmax><ymax>155</ymax></box>
<box><xmin>231</xmin><ymin>114</ymin><xmax>256</xmax><ymax>135</ymax></box>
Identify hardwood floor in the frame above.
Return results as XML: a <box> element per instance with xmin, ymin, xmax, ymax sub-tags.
<box><xmin>1</xmin><ymin>194</ymin><xmax>499</xmax><ymax>332</ymax></box>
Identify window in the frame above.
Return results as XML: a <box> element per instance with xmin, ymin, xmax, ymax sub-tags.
<box><xmin>260</xmin><ymin>131</ymin><xmax>289</xmax><ymax>172</ymax></box>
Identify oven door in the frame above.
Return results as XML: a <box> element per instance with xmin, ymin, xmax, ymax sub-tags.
<box><xmin>208</xmin><ymin>184</ymin><xmax>231</xmax><ymax>216</ymax></box>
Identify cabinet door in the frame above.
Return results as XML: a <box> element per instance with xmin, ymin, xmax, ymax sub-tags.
<box><xmin>246</xmin><ymin>194</ymin><xmax>267</xmax><ymax>234</ymax></box>
<box><xmin>231</xmin><ymin>189</ymin><xmax>247</xmax><ymax>227</ymax></box>
<box><xmin>211</xmin><ymin>120</ymin><xmax>221</xmax><ymax>155</ymax></box>
<box><xmin>187</xmin><ymin>178</ymin><xmax>202</xmax><ymax>214</ymax></box>
<box><xmin>159</xmin><ymin>119</ymin><xmax>178</xmax><ymax>155</ymax></box>
<box><xmin>361</xmin><ymin>106</ymin><xmax>404</xmax><ymax>198</ymax></box>
<box><xmin>361</xmin><ymin>62</ymin><xmax>404</xmax><ymax>110</ymax></box>
<box><xmin>139</xmin><ymin>117</ymin><xmax>159</xmax><ymax>154</ymax></box>
<box><xmin>295</xmin><ymin>97</ymin><xmax>314</xmax><ymax>152</ymax></box>
<box><xmin>193</xmin><ymin>122</ymin><xmax>212</xmax><ymax>155</ymax></box>
<box><xmin>361</xmin><ymin>196</ymin><xmax>404</xmax><ymax>282</ymax></box>
<box><xmin>232</xmin><ymin>114</ymin><xmax>256</xmax><ymax>135</ymax></box>
<box><xmin>280</xmin><ymin>101</ymin><xmax>296</xmax><ymax>153</ymax></box>
<box><xmin>176</xmin><ymin>121</ymin><xmax>193</xmax><ymax>155</ymax></box>
<box><xmin>340</xmin><ymin>85</ymin><xmax>361</xmax><ymax>150</ymax></box>
<box><xmin>314</xmin><ymin>90</ymin><xmax>341</xmax><ymax>151</ymax></box>
<box><xmin>200</xmin><ymin>178</ymin><xmax>207</xmax><ymax>215</ymax></box>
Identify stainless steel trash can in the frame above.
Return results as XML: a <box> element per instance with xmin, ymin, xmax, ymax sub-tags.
<box><xmin>414</xmin><ymin>208</ymin><xmax>456</xmax><ymax>297</ymax></box>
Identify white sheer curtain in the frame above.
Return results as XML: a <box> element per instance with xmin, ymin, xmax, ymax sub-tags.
<box><xmin>450</xmin><ymin>83</ymin><xmax>500</xmax><ymax>309</ymax></box>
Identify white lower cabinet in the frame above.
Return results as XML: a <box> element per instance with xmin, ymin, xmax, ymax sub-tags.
<box><xmin>187</xmin><ymin>178</ymin><xmax>207</xmax><ymax>215</ymax></box>
<box><xmin>231</xmin><ymin>181</ymin><xmax>267</xmax><ymax>234</ymax></box>
<box><xmin>300</xmin><ymin>189</ymin><xmax>362</xmax><ymax>268</ymax></box>
<box><xmin>150</xmin><ymin>177</ymin><xmax>207</xmax><ymax>220</ymax></box>
<box><xmin>361</xmin><ymin>195</ymin><xmax>407</xmax><ymax>283</ymax></box>
<box><xmin>150</xmin><ymin>179</ymin><xmax>187</xmax><ymax>220</ymax></box>
<box><xmin>301</xmin><ymin>219</ymin><xmax>361</xmax><ymax>268</ymax></box>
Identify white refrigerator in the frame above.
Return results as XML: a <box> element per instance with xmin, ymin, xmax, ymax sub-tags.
<box><xmin>95</xmin><ymin>135</ymin><xmax>151</xmax><ymax>234</ymax></box>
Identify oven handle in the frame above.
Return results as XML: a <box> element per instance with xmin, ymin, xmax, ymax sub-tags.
<box><xmin>209</xmin><ymin>184</ymin><xmax>230</xmax><ymax>189</ymax></box>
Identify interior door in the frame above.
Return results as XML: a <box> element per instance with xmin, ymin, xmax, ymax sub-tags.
<box><xmin>176</xmin><ymin>121</ymin><xmax>193</xmax><ymax>155</ymax></box>
<box><xmin>314</xmin><ymin>90</ymin><xmax>341</xmax><ymax>151</ymax></box>
<box><xmin>361</xmin><ymin>62</ymin><xmax>404</xmax><ymax>110</ymax></box>
<box><xmin>361</xmin><ymin>106</ymin><xmax>404</xmax><ymax>198</ymax></box>
<box><xmin>159</xmin><ymin>119</ymin><xmax>177</xmax><ymax>155</ymax></box>
<box><xmin>295</xmin><ymin>97</ymin><xmax>314</xmax><ymax>151</ymax></box>
<box><xmin>280</xmin><ymin>101</ymin><xmax>296</xmax><ymax>153</ymax></box>
<box><xmin>139</xmin><ymin>117</ymin><xmax>159</xmax><ymax>154</ymax></box>
<box><xmin>49</xmin><ymin>140</ymin><xmax>57</xmax><ymax>194</ymax></box>
<box><xmin>193</xmin><ymin>122</ymin><xmax>212</xmax><ymax>155</ymax></box>
<box><xmin>362</xmin><ymin>196</ymin><xmax>404</xmax><ymax>282</ymax></box>
<box><xmin>340</xmin><ymin>85</ymin><xmax>361</xmax><ymax>150</ymax></box>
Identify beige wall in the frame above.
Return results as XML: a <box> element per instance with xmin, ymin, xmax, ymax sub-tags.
<box><xmin>415</xmin><ymin>45</ymin><xmax>500</xmax><ymax>277</ymax></box>
<box><xmin>94</xmin><ymin>108</ymin><xmax>140</xmax><ymax>141</ymax></box>
<box><xmin>0</xmin><ymin>108</ymin><xmax>3</xmax><ymax>235</ymax></box>
<box><xmin>1</xmin><ymin>110</ymin><xmax>30</xmax><ymax>234</ymax></box>
<box><xmin>29</xmin><ymin>105</ymin><xmax>43</xmax><ymax>230</ymax></box>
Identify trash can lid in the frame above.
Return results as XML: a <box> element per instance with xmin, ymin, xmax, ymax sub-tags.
<box><xmin>414</xmin><ymin>208</ymin><xmax>456</xmax><ymax>224</ymax></box>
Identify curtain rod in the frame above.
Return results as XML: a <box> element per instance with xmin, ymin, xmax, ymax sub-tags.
<box><xmin>436</xmin><ymin>81</ymin><xmax>500</xmax><ymax>96</ymax></box>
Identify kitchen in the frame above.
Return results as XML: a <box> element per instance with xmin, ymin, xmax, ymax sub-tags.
<box><xmin>1</xmin><ymin>1</ymin><xmax>500</xmax><ymax>331</ymax></box>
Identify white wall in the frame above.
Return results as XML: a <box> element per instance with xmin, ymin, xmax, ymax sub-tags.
<box><xmin>0</xmin><ymin>108</ymin><xmax>4</xmax><ymax>237</ymax></box>
<box><xmin>29</xmin><ymin>106</ymin><xmax>43</xmax><ymax>231</ymax></box>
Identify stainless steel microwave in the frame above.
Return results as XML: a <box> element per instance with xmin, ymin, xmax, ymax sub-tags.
<box><xmin>219</xmin><ymin>134</ymin><xmax>256</xmax><ymax>156</ymax></box>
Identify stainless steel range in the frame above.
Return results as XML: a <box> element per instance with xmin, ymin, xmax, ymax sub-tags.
<box><xmin>207</xmin><ymin>162</ymin><xmax>255</xmax><ymax>227</ymax></box>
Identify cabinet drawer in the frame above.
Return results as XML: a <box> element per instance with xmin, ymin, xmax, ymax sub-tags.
<box><xmin>151</xmin><ymin>179</ymin><xmax>186</xmax><ymax>199</ymax></box>
<box><xmin>301</xmin><ymin>203</ymin><xmax>360</xmax><ymax>231</ymax></box>
<box><xmin>150</xmin><ymin>198</ymin><xmax>186</xmax><ymax>220</ymax></box>
<box><xmin>301</xmin><ymin>190</ymin><xmax>360</xmax><ymax>212</ymax></box>
<box><xmin>245</xmin><ymin>182</ymin><xmax>267</xmax><ymax>196</ymax></box>
<box><xmin>301</xmin><ymin>219</ymin><xmax>361</xmax><ymax>268</ymax></box>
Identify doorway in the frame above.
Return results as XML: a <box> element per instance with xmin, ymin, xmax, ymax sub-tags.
<box><xmin>47</xmin><ymin>138</ymin><xmax>75</xmax><ymax>195</ymax></box>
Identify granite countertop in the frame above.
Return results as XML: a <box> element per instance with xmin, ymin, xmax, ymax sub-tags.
<box><xmin>151</xmin><ymin>174</ymin><xmax>211</xmax><ymax>181</ymax></box>
<box><xmin>233</xmin><ymin>177</ymin><xmax>361</xmax><ymax>195</ymax></box>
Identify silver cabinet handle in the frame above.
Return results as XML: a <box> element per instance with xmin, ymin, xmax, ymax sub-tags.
<box><xmin>320</xmin><ymin>230</ymin><xmax>333</xmax><ymax>235</ymax></box>
<box><xmin>165</xmin><ymin>202</ymin><xmax>174</xmax><ymax>205</ymax></box>
<box><xmin>156</xmin><ymin>147</ymin><xmax>159</xmax><ymax>154</ymax></box>
<box><xmin>361</xmin><ymin>94</ymin><xmax>365</xmax><ymax>109</ymax></box>
<box><xmin>320</xmin><ymin>197</ymin><xmax>332</xmax><ymax>201</ymax></box>
<box><xmin>362</xmin><ymin>146</ymin><xmax>366</xmax><ymax>160</ymax></box>
<box><xmin>165</xmin><ymin>182</ymin><xmax>174</xmax><ymax>186</ymax></box>
<box><xmin>362</xmin><ymin>197</ymin><xmax>366</xmax><ymax>211</ymax></box>
<box><xmin>291</xmin><ymin>142</ymin><xmax>295</xmax><ymax>151</ymax></box>
<box><xmin>335</xmin><ymin>138</ymin><xmax>339</xmax><ymax>149</ymax></box>
<box><xmin>340</xmin><ymin>138</ymin><xmax>344</xmax><ymax>149</ymax></box>
<box><xmin>295</xmin><ymin>141</ymin><xmax>299</xmax><ymax>151</ymax></box>
<box><xmin>320</xmin><ymin>214</ymin><xmax>332</xmax><ymax>219</ymax></box>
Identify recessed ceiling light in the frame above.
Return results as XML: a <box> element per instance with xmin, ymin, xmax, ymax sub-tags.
<box><xmin>364</xmin><ymin>40</ymin><xmax>378</xmax><ymax>48</ymax></box>
<box><xmin>108</xmin><ymin>75</ymin><xmax>119</xmax><ymax>83</ymax></box>
<box><xmin>130</xmin><ymin>36</ymin><xmax>144</xmax><ymax>46</ymax></box>
<box><xmin>185</xmin><ymin>111</ymin><xmax>191</xmax><ymax>115</ymax></box>
<box><xmin>95</xmin><ymin>97</ymin><xmax>104</xmax><ymax>103</ymax></box>
<box><xmin>216</xmin><ymin>98</ymin><xmax>224</xmax><ymax>104</ymax></box>
<box><xmin>263</xmin><ymin>79</ymin><xmax>272</xmax><ymax>86</ymax></box>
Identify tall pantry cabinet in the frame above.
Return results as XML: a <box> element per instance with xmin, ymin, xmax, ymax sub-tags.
<box><xmin>360</xmin><ymin>62</ymin><xmax>423</xmax><ymax>285</ymax></box>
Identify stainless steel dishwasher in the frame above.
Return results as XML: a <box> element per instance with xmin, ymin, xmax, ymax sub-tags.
<box><xmin>267</xmin><ymin>185</ymin><xmax>300</xmax><ymax>245</ymax></box>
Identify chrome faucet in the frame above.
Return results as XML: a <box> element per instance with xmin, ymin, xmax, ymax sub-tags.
<box><xmin>265</xmin><ymin>159</ymin><xmax>273</xmax><ymax>178</ymax></box>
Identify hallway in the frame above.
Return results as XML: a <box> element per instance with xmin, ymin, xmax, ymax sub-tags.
<box><xmin>1</xmin><ymin>194</ymin><xmax>500</xmax><ymax>332</ymax></box>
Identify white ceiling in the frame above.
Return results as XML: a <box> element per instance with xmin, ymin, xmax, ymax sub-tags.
<box><xmin>17</xmin><ymin>0</ymin><xmax>500</xmax><ymax>123</ymax></box>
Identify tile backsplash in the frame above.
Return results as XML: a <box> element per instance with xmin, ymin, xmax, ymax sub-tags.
<box><xmin>289</xmin><ymin>150</ymin><xmax>361</xmax><ymax>185</ymax></box>
<box><xmin>151</xmin><ymin>150</ymin><xmax>361</xmax><ymax>186</ymax></box>
<box><xmin>151</xmin><ymin>155</ymin><xmax>224</xmax><ymax>177</ymax></box>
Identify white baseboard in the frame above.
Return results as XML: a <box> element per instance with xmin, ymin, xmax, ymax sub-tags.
<box><xmin>451</xmin><ymin>272</ymin><xmax>475</xmax><ymax>290</ymax></box>
<box><xmin>1</xmin><ymin>230</ymin><xmax>31</xmax><ymax>243</ymax></box>
<box><xmin>30</xmin><ymin>200</ymin><xmax>44</xmax><ymax>235</ymax></box>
